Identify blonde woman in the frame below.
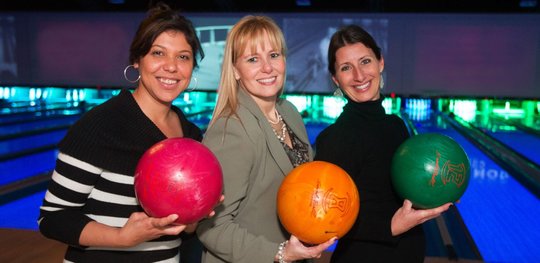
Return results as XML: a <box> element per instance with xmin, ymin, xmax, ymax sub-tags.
<box><xmin>197</xmin><ymin>15</ymin><xmax>336</xmax><ymax>263</ymax></box>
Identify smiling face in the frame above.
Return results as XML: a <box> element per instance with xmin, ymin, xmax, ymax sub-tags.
<box><xmin>233</xmin><ymin>33</ymin><xmax>285</xmax><ymax>105</ymax></box>
<box><xmin>134</xmin><ymin>30</ymin><xmax>194</xmax><ymax>105</ymax></box>
<box><xmin>332</xmin><ymin>42</ymin><xmax>384</xmax><ymax>103</ymax></box>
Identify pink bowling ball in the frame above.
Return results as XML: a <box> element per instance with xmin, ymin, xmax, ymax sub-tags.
<box><xmin>134</xmin><ymin>138</ymin><xmax>223</xmax><ymax>224</ymax></box>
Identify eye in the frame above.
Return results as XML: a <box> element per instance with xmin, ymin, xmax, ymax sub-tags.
<box><xmin>360</xmin><ymin>58</ymin><xmax>372</xmax><ymax>65</ymax></box>
<box><xmin>339</xmin><ymin>65</ymin><xmax>351</xmax><ymax>72</ymax></box>
<box><xmin>178</xmin><ymin>54</ymin><xmax>191</xmax><ymax>61</ymax></box>
<box><xmin>270</xmin><ymin>52</ymin><xmax>281</xmax><ymax>58</ymax></box>
<box><xmin>247</xmin><ymin>56</ymin><xmax>258</xmax><ymax>63</ymax></box>
<box><xmin>151</xmin><ymin>50</ymin><xmax>164</xmax><ymax>56</ymax></box>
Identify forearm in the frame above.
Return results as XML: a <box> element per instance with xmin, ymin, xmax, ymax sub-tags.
<box><xmin>39</xmin><ymin>210</ymin><xmax>94</xmax><ymax>246</ymax></box>
<box><xmin>79</xmin><ymin>221</ymin><xmax>125</xmax><ymax>247</ymax></box>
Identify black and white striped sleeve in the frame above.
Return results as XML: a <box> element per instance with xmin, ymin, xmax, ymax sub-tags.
<box><xmin>38</xmin><ymin>152</ymin><xmax>103</xmax><ymax>246</ymax></box>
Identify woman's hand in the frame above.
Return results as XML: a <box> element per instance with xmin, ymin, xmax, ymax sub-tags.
<box><xmin>391</xmin><ymin>199</ymin><xmax>452</xmax><ymax>236</ymax></box>
<box><xmin>79</xmin><ymin>212</ymin><xmax>187</xmax><ymax>248</ymax></box>
<box><xmin>117</xmin><ymin>212</ymin><xmax>186</xmax><ymax>247</ymax></box>
<box><xmin>80</xmin><ymin>195</ymin><xmax>226</xmax><ymax>248</ymax></box>
<box><xmin>278</xmin><ymin>235</ymin><xmax>337</xmax><ymax>262</ymax></box>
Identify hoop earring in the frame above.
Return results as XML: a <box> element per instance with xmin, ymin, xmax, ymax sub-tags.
<box><xmin>124</xmin><ymin>65</ymin><xmax>140</xmax><ymax>83</ymax></box>
<box><xmin>380</xmin><ymin>73</ymin><xmax>384</xmax><ymax>89</ymax></box>
<box><xmin>187</xmin><ymin>76</ymin><xmax>198</xmax><ymax>92</ymax></box>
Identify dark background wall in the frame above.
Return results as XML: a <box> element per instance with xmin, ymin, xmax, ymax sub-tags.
<box><xmin>1</xmin><ymin>0</ymin><xmax>539</xmax><ymax>98</ymax></box>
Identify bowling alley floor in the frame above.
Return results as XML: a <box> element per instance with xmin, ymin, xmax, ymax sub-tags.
<box><xmin>0</xmin><ymin>228</ymin><xmax>65</xmax><ymax>263</ymax></box>
<box><xmin>314</xmin><ymin>252</ymin><xmax>483</xmax><ymax>263</ymax></box>
<box><xmin>0</xmin><ymin>228</ymin><xmax>483</xmax><ymax>263</ymax></box>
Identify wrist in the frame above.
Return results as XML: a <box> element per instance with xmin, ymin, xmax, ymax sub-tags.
<box><xmin>277</xmin><ymin>240</ymin><xmax>289</xmax><ymax>263</ymax></box>
<box><xmin>115</xmin><ymin>227</ymin><xmax>132</xmax><ymax>248</ymax></box>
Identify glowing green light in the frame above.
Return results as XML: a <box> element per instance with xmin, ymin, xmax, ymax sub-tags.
<box><xmin>492</xmin><ymin>108</ymin><xmax>524</xmax><ymax>117</ymax></box>
<box><xmin>285</xmin><ymin>95</ymin><xmax>309</xmax><ymax>113</ymax></box>
<box><xmin>382</xmin><ymin>97</ymin><xmax>392</xmax><ymax>114</ymax></box>
<box><xmin>322</xmin><ymin>96</ymin><xmax>346</xmax><ymax>119</ymax></box>
<box><xmin>493</xmin><ymin>100</ymin><xmax>524</xmax><ymax>118</ymax></box>
<box><xmin>452</xmin><ymin>100</ymin><xmax>477</xmax><ymax>122</ymax></box>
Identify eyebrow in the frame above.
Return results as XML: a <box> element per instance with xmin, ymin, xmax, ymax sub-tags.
<box><xmin>151</xmin><ymin>44</ymin><xmax>193</xmax><ymax>54</ymax></box>
<box><xmin>340</xmin><ymin>54</ymin><xmax>371</xmax><ymax>63</ymax></box>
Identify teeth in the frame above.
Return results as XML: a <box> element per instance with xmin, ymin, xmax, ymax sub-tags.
<box><xmin>159</xmin><ymin>78</ymin><xmax>178</xmax><ymax>85</ymax></box>
<box><xmin>258</xmin><ymin>77</ymin><xmax>276</xmax><ymax>83</ymax></box>
<box><xmin>354</xmin><ymin>83</ymin><xmax>369</xmax><ymax>90</ymax></box>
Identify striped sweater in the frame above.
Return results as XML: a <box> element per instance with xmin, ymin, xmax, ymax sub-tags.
<box><xmin>38</xmin><ymin>89</ymin><xmax>202</xmax><ymax>263</ymax></box>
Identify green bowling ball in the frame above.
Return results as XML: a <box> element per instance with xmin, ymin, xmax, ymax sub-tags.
<box><xmin>391</xmin><ymin>133</ymin><xmax>470</xmax><ymax>209</ymax></box>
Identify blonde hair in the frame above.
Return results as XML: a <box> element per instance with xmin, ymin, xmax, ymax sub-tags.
<box><xmin>210</xmin><ymin>15</ymin><xmax>287</xmax><ymax>125</ymax></box>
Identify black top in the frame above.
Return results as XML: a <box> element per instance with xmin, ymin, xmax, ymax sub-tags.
<box><xmin>39</xmin><ymin>89</ymin><xmax>202</xmax><ymax>262</ymax></box>
<box><xmin>282</xmin><ymin>124</ymin><xmax>311</xmax><ymax>167</ymax></box>
<box><xmin>315</xmin><ymin>96</ymin><xmax>425</xmax><ymax>262</ymax></box>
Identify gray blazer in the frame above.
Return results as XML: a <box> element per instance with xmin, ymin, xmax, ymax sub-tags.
<box><xmin>197</xmin><ymin>88</ymin><xmax>313</xmax><ymax>263</ymax></box>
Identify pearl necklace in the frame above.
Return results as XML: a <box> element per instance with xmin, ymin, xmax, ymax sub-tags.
<box><xmin>267</xmin><ymin>108</ymin><xmax>281</xmax><ymax>125</ymax></box>
<box><xmin>273</xmin><ymin>122</ymin><xmax>287</xmax><ymax>143</ymax></box>
<box><xmin>268</xmin><ymin>109</ymin><xmax>287</xmax><ymax>142</ymax></box>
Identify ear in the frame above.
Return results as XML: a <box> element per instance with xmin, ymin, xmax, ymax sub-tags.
<box><xmin>133</xmin><ymin>62</ymin><xmax>139</xmax><ymax>69</ymax></box>
<box><xmin>233</xmin><ymin>66</ymin><xmax>240</xmax><ymax>80</ymax></box>
<box><xmin>331</xmin><ymin>75</ymin><xmax>340</xmax><ymax>88</ymax></box>
<box><xmin>379</xmin><ymin>55</ymin><xmax>385</xmax><ymax>73</ymax></box>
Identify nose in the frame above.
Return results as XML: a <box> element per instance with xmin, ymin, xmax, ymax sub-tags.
<box><xmin>260</xmin><ymin>58</ymin><xmax>273</xmax><ymax>73</ymax></box>
<box><xmin>352</xmin><ymin>67</ymin><xmax>365</xmax><ymax>82</ymax></box>
<box><xmin>163</xmin><ymin>57</ymin><xmax>178</xmax><ymax>73</ymax></box>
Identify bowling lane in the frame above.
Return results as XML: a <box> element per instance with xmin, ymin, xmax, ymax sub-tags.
<box><xmin>0</xmin><ymin>150</ymin><xmax>57</xmax><ymax>186</ymax></box>
<box><xmin>0</xmin><ymin>190</ymin><xmax>44</xmax><ymax>230</ymax></box>
<box><xmin>0</xmin><ymin>114</ymin><xmax>71</xmax><ymax>186</ymax></box>
<box><xmin>0</xmin><ymin>102</ymin><xmax>85</xmax><ymax>124</ymax></box>
<box><xmin>0</xmin><ymin>130</ymin><xmax>66</xmax><ymax>156</ymax></box>
<box><xmin>0</xmin><ymin>114</ymin><xmax>79</xmax><ymax>137</ymax></box>
<box><xmin>414</xmin><ymin>114</ymin><xmax>540</xmax><ymax>263</ymax></box>
<box><xmin>482</xmin><ymin>124</ymin><xmax>540</xmax><ymax>165</ymax></box>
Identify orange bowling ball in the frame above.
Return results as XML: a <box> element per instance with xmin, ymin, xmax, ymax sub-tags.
<box><xmin>277</xmin><ymin>161</ymin><xmax>360</xmax><ymax>244</ymax></box>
